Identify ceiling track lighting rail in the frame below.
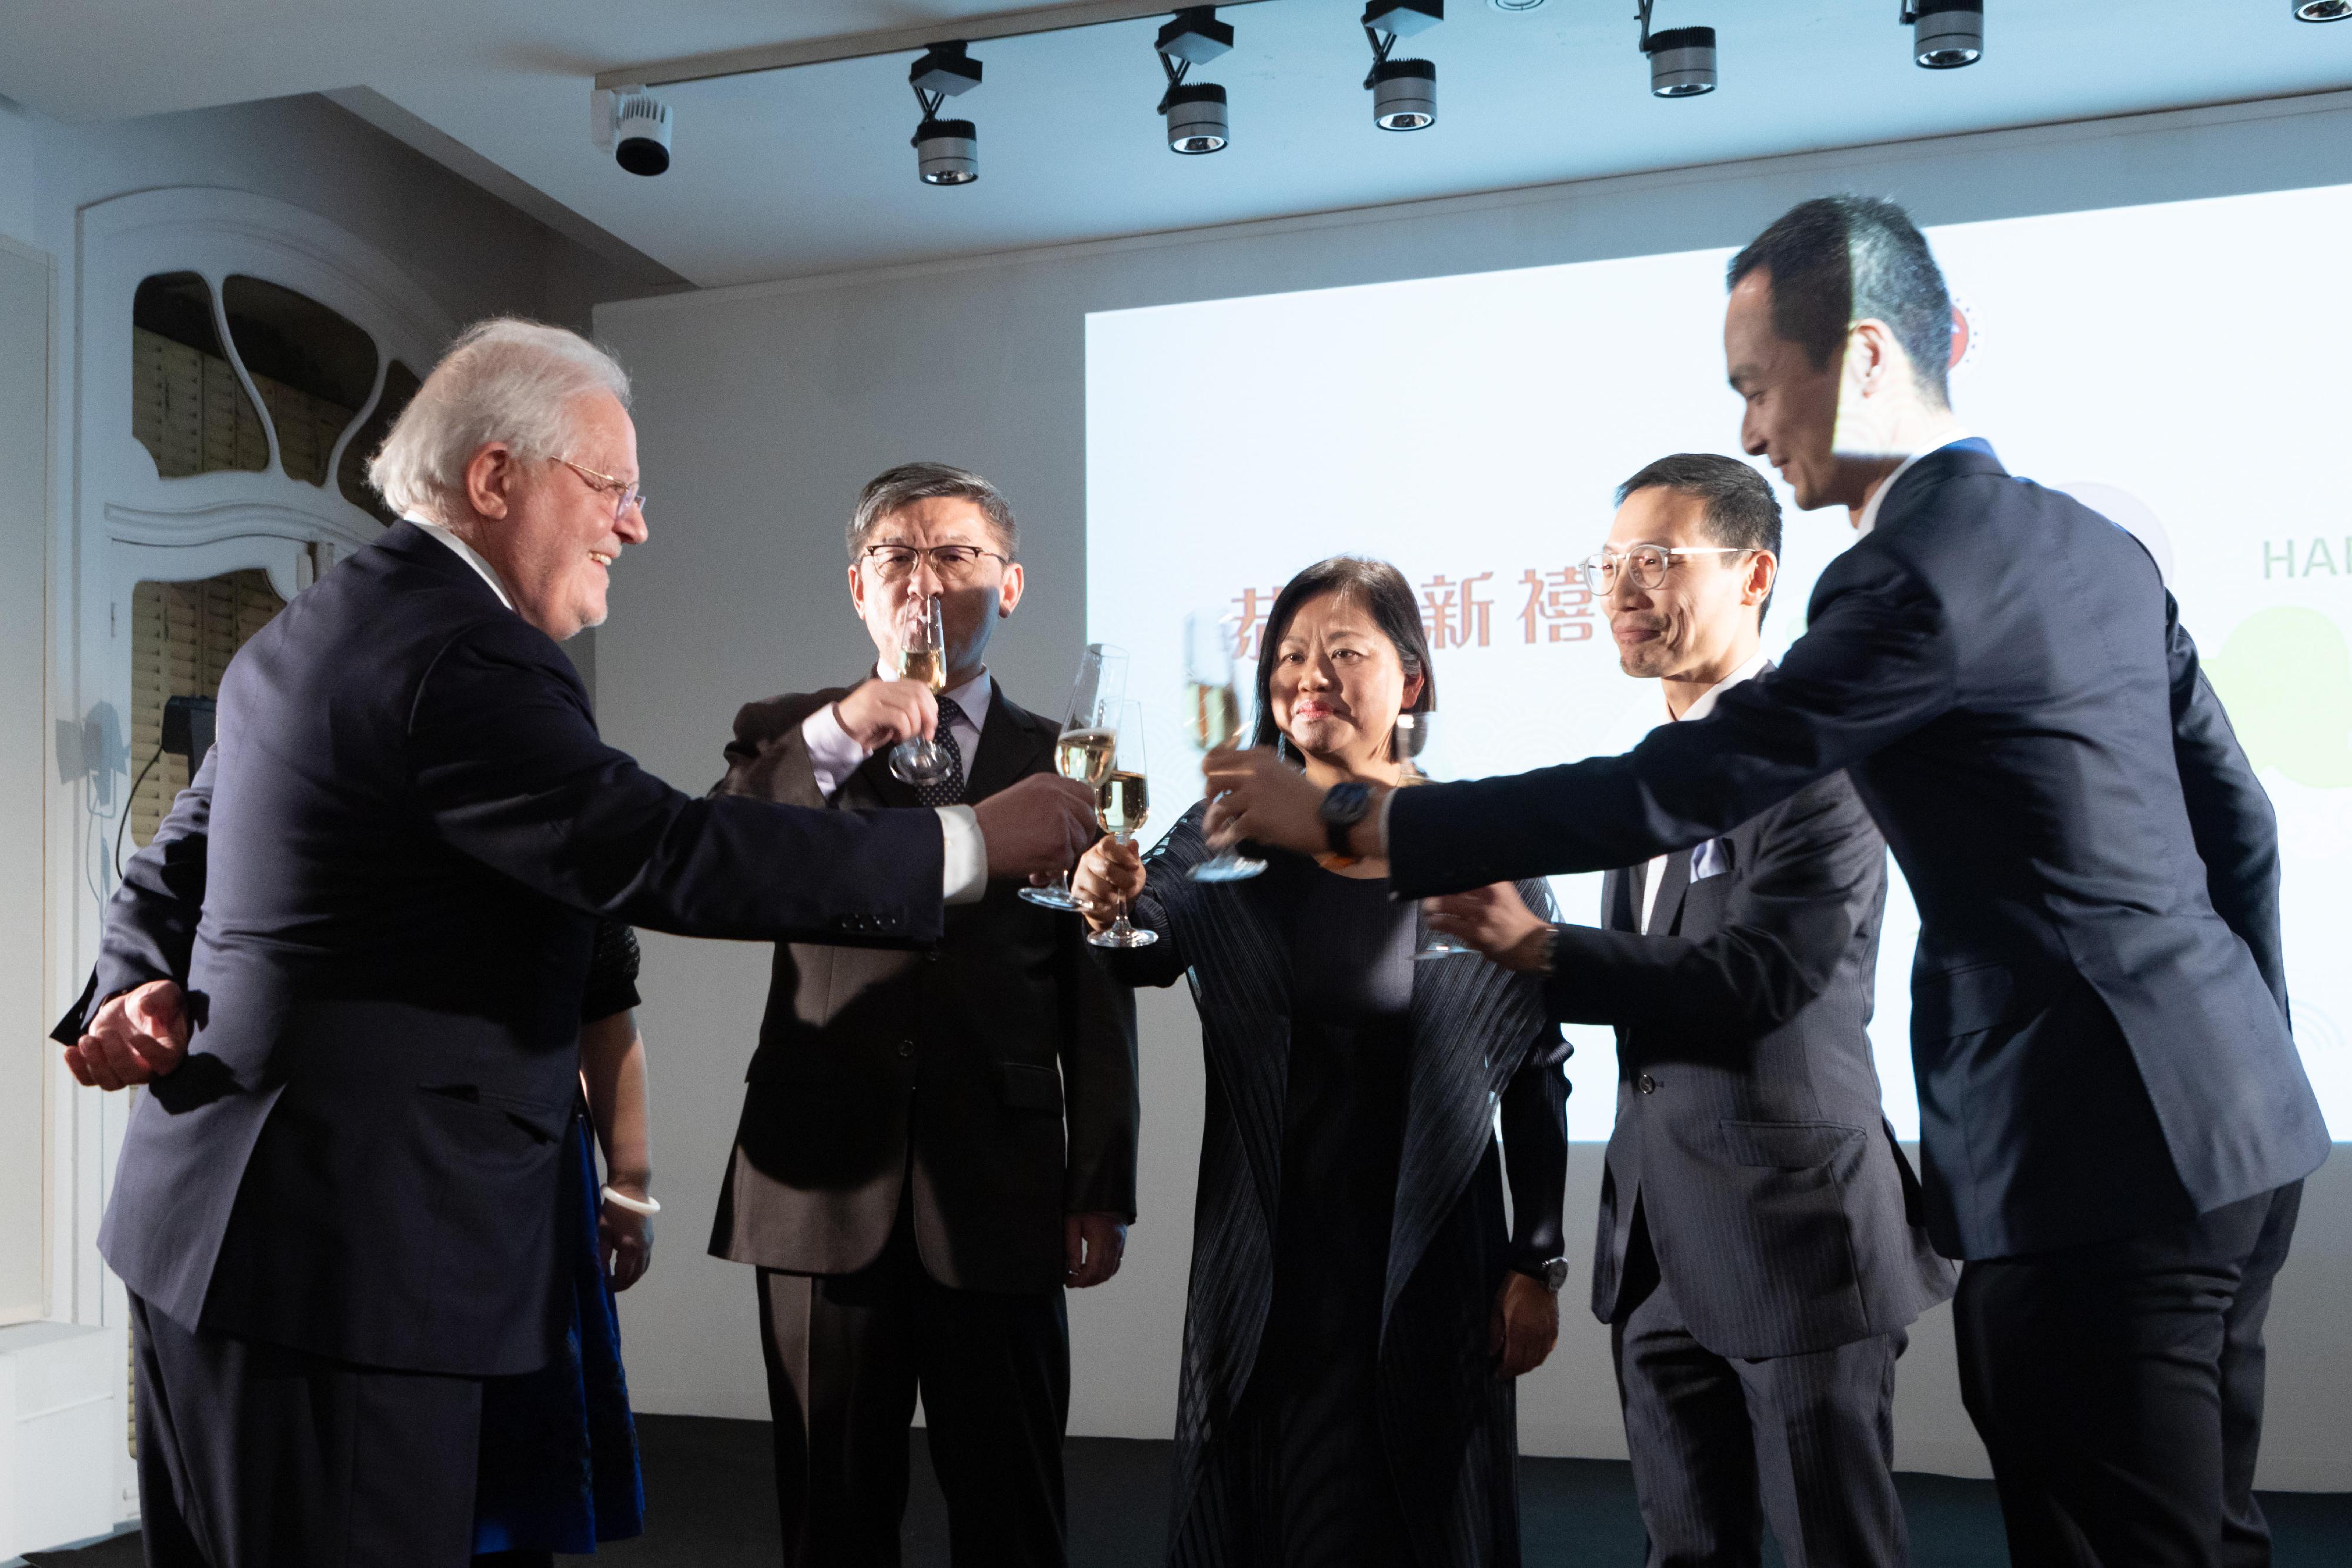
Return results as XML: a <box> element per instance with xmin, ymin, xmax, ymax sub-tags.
<box><xmin>593</xmin><ymin>0</ymin><xmax>1271</xmax><ymax>92</ymax></box>
<box><xmin>1634</xmin><ymin>1</ymin><xmax>1716</xmax><ymax>98</ymax></box>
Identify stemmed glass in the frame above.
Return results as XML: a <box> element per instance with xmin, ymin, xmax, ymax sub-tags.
<box><xmin>1182</xmin><ymin>609</ymin><xmax>1267</xmax><ymax>884</ymax></box>
<box><xmin>1021</xmin><ymin>644</ymin><xmax>1127</xmax><ymax>912</ymax></box>
<box><xmin>1087</xmin><ymin>701</ymin><xmax>1158</xmax><ymax>950</ymax></box>
<box><xmin>1395</xmin><ymin>710</ymin><xmax>1472</xmax><ymax>961</ymax></box>
<box><xmin>887</xmin><ymin>596</ymin><xmax>954</xmax><ymax>787</ymax></box>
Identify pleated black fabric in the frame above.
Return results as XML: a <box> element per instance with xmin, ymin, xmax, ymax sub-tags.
<box><xmin>1113</xmin><ymin>807</ymin><xmax>1563</xmax><ymax>1568</ymax></box>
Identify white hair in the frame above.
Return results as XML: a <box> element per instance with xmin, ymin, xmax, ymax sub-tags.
<box><xmin>367</xmin><ymin>318</ymin><xmax>632</xmax><ymax>521</ymax></box>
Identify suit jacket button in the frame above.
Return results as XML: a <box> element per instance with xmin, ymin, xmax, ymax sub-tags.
<box><xmin>898</xmin><ymin>1039</ymin><xmax>915</xmax><ymax>1058</ymax></box>
<box><xmin>1635</xmin><ymin>1073</ymin><xmax>1658</xmax><ymax>1094</ymax></box>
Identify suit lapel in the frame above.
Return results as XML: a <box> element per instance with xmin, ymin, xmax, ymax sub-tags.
<box><xmin>962</xmin><ymin>686</ymin><xmax>1053</xmax><ymax>802</ymax></box>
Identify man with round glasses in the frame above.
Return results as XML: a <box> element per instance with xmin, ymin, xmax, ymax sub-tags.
<box><xmin>1429</xmin><ymin>453</ymin><xmax>1953</xmax><ymax>1568</ymax></box>
<box><xmin>706</xmin><ymin>461</ymin><xmax>1139</xmax><ymax>1568</ymax></box>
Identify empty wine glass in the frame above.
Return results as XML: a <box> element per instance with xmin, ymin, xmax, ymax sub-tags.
<box><xmin>1021</xmin><ymin>644</ymin><xmax>1127</xmax><ymax>912</ymax></box>
<box><xmin>1088</xmin><ymin>701</ymin><xmax>1158</xmax><ymax>950</ymax></box>
<box><xmin>1395</xmin><ymin>710</ymin><xmax>1472</xmax><ymax>961</ymax></box>
<box><xmin>1182</xmin><ymin>609</ymin><xmax>1267</xmax><ymax>884</ymax></box>
<box><xmin>887</xmin><ymin>596</ymin><xmax>955</xmax><ymax>787</ymax></box>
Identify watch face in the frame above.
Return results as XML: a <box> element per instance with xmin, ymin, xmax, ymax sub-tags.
<box><xmin>1545</xmin><ymin>1258</ymin><xmax>1571</xmax><ymax>1292</ymax></box>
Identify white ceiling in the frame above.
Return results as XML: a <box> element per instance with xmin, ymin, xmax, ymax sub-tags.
<box><xmin>5</xmin><ymin>1</ymin><xmax>2350</xmax><ymax>288</ymax></box>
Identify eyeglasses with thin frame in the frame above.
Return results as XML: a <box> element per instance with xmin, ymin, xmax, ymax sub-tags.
<box><xmin>553</xmin><ymin>457</ymin><xmax>647</xmax><ymax>527</ymax></box>
<box><xmin>1579</xmin><ymin>544</ymin><xmax>1756</xmax><ymax>596</ymax></box>
<box><xmin>860</xmin><ymin>543</ymin><xmax>1011</xmax><ymax>582</ymax></box>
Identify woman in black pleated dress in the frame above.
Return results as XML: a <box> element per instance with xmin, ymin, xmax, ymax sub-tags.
<box><xmin>1076</xmin><ymin>558</ymin><xmax>1571</xmax><ymax>1568</ymax></box>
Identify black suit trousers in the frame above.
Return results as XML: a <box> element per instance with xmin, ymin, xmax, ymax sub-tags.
<box><xmin>756</xmin><ymin>1201</ymin><xmax>1071</xmax><ymax>1568</ymax></box>
<box><xmin>130</xmin><ymin>1293</ymin><xmax>485</xmax><ymax>1568</ymax></box>
<box><xmin>1955</xmin><ymin>1180</ymin><xmax>2302</xmax><ymax>1568</ymax></box>
<box><xmin>1610</xmin><ymin>1209</ymin><xmax>1909</xmax><ymax>1568</ymax></box>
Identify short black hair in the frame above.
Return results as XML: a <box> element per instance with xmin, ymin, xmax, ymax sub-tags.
<box><xmin>1615</xmin><ymin>453</ymin><xmax>1783</xmax><ymax>624</ymax></box>
<box><xmin>1726</xmin><ymin>195</ymin><xmax>1953</xmax><ymax>407</ymax></box>
<box><xmin>1250</xmin><ymin>556</ymin><xmax>1434</xmax><ymax>754</ymax></box>
<box><xmin>847</xmin><ymin>462</ymin><xmax>1018</xmax><ymax>560</ymax></box>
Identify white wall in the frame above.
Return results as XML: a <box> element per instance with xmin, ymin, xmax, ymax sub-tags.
<box><xmin>594</xmin><ymin>89</ymin><xmax>2352</xmax><ymax>1489</ymax></box>
<box><xmin>0</xmin><ymin>89</ymin><xmax>660</xmax><ymax>1560</ymax></box>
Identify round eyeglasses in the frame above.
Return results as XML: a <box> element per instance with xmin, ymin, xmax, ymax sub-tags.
<box><xmin>553</xmin><ymin>457</ymin><xmax>646</xmax><ymax>527</ymax></box>
<box><xmin>860</xmin><ymin>543</ymin><xmax>1011</xmax><ymax>582</ymax></box>
<box><xmin>1579</xmin><ymin>544</ymin><xmax>1755</xmax><ymax>595</ymax></box>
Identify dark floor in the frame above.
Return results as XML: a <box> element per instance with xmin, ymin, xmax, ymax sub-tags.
<box><xmin>29</xmin><ymin>1413</ymin><xmax>2352</xmax><ymax>1566</ymax></box>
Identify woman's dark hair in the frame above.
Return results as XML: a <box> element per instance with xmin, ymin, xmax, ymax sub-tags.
<box><xmin>1250</xmin><ymin>556</ymin><xmax>1435</xmax><ymax>756</ymax></box>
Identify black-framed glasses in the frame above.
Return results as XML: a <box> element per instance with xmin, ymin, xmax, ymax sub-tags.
<box><xmin>554</xmin><ymin>457</ymin><xmax>647</xmax><ymax>527</ymax></box>
<box><xmin>860</xmin><ymin>543</ymin><xmax>1011</xmax><ymax>581</ymax></box>
<box><xmin>1579</xmin><ymin>544</ymin><xmax>1755</xmax><ymax>595</ymax></box>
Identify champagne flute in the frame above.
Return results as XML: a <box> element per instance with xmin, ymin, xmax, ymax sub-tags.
<box><xmin>1088</xmin><ymin>702</ymin><xmax>1159</xmax><ymax>950</ymax></box>
<box><xmin>887</xmin><ymin>596</ymin><xmax>955</xmax><ymax>788</ymax></box>
<box><xmin>1021</xmin><ymin>644</ymin><xmax>1127</xmax><ymax>911</ymax></box>
<box><xmin>1182</xmin><ymin>609</ymin><xmax>1267</xmax><ymax>884</ymax></box>
<box><xmin>1395</xmin><ymin>710</ymin><xmax>1472</xmax><ymax>961</ymax></box>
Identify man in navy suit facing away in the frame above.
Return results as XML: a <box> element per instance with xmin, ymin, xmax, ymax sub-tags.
<box><xmin>56</xmin><ymin>319</ymin><xmax>1098</xmax><ymax>1568</ymax></box>
<box><xmin>1207</xmin><ymin>198</ymin><xmax>2327</xmax><ymax>1568</ymax></box>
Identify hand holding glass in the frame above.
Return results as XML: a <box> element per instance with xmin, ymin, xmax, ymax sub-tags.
<box><xmin>1088</xmin><ymin>701</ymin><xmax>1158</xmax><ymax>950</ymax></box>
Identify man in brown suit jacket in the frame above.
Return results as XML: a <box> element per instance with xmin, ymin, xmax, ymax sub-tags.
<box><xmin>708</xmin><ymin>462</ymin><xmax>1140</xmax><ymax>1568</ymax></box>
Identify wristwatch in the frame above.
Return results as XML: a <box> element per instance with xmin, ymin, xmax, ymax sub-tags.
<box><xmin>1515</xmin><ymin>1256</ymin><xmax>1571</xmax><ymax>1293</ymax></box>
<box><xmin>1319</xmin><ymin>781</ymin><xmax>1374</xmax><ymax>858</ymax></box>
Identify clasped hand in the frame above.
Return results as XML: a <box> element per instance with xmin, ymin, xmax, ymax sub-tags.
<box><xmin>63</xmin><ymin>978</ymin><xmax>188</xmax><ymax>1091</ymax></box>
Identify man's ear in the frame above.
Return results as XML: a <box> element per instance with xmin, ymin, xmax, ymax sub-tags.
<box><xmin>847</xmin><ymin>562</ymin><xmax>868</xmax><ymax>618</ymax></box>
<box><xmin>464</xmin><ymin>442</ymin><xmax>517</xmax><ymax>520</ymax></box>
<box><xmin>1746</xmin><ymin>550</ymin><xmax>1779</xmax><ymax>606</ymax></box>
<box><xmin>996</xmin><ymin>561</ymin><xmax>1026</xmax><ymax>618</ymax></box>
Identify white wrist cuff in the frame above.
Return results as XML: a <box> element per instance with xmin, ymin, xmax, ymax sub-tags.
<box><xmin>601</xmin><ymin>1186</ymin><xmax>660</xmax><ymax>1216</ymax></box>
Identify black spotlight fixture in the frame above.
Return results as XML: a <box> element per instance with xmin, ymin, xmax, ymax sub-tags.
<box><xmin>1156</xmin><ymin>7</ymin><xmax>1234</xmax><ymax>154</ymax></box>
<box><xmin>1902</xmin><ymin>1</ymin><xmax>1983</xmax><ymax>67</ymax></box>
<box><xmin>2294</xmin><ymin>0</ymin><xmax>2352</xmax><ymax>19</ymax></box>
<box><xmin>1635</xmin><ymin>2</ymin><xmax>1716</xmax><ymax>97</ymax></box>
<box><xmin>908</xmin><ymin>41</ymin><xmax>983</xmax><ymax>185</ymax></box>
<box><xmin>1362</xmin><ymin>0</ymin><xmax>1441</xmax><ymax>131</ymax></box>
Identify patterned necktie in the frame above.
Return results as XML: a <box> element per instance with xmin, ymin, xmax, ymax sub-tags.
<box><xmin>913</xmin><ymin>695</ymin><xmax>968</xmax><ymax>807</ymax></box>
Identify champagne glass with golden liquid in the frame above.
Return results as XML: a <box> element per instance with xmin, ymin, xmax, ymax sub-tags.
<box><xmin>1183</xmin><ymin>609</ymin><xmax>1267</xmax><ymax>883</ymax></box>
<box><xmin>1088</xmin><ymin>701</ymin><xmax>1158</xmax><ymax>949</ymax></box>
<box><xmin>887</xmin><ymin>596</ymin><xmax>956</xmax><ymax>787</ymax></box>
<box><xmin>1021</xmin><ymin>644</ymin><xmax>1127</xmax><ymax>911</ymax></box>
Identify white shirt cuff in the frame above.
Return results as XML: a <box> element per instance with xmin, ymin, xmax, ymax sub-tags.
<box><xmin>937</xmin><ymin>805</ymin><xmax>987</xmax><ymax>905</ymax></box>
<box><xmin>800</xmin><ymin>701</ymin><xmax>874</xmax><ymax>801</ymax></box>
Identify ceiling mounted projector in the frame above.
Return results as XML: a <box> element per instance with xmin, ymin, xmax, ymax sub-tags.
<box><xmin>1362</xmin><ymin>0</ymin><xmax>1441</xmax><ymax>132</ymax></box>
<box><xmin>1903</xmin><ymin>1</ymin><xmax>1984</xmax><ymax>67</ymax></box>
<box><xmin>908</xmin><ymin>42</ymin><xmax>983</xmax><ymax>185</ymax></box>
<box><xmin>1157</xmin><ymin>7</ymin><xmax>1234</xmax><ymax>153</ymax></box>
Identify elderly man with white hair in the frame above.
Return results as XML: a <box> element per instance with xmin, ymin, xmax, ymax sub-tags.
<box><xmin>55</xmin><ymin>319</ymin><xmax>1097</xmax><ymax>1568</ymax></box>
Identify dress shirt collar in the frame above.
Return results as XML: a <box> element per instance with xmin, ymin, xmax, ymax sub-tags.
<box><xmin>1853</xmin><ymin>430</ymin><xmax>1972</xmax><ymax>539</ymax></box>
<box><xmin>875</xmin><ymin>661</ymin><xmax>992</xmax><ymax>732</ymax></box>
<box><xmin>1673</xmin><ymin>648</ymin><xmax>1772</xmax><ymax>725</ymax></box>
<box><xmin>406</xmin><ymin>515</ymin><xmax>517</xmax><ymax>612</ymax></box>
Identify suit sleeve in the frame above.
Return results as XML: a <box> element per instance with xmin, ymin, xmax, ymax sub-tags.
<box><xmin>410</xmin><ymin>617</ymin><xmax>945</xmax><ymax>946</ymax></box>
<box><xmin>1389</xmin><ymin>545</ymin><xmax>1955</xmax><ymax>897</ymax></box>
<box><xmin>53</xmin><ymin>750</ymin><xmax>219</xmax><ymax>1042</ymax></box>
<box><xmin>1058</xmin><ymin>915</ymin><xmax>1141</xmax><ymax>1220</ymax></box>
<box><xmin>1499</xmin><ymin>879</ymin><xmax>1571</xmax><ymax>1272</ymax></box>
<box><xmin>1541</xmin><ymin>771</ymin><xmax>1886</xmax><ymax>1037</ymax></box>
<box><xmin>2164</xmin><ymin>594</ymin><xmax>2287</xmax><ymax>1015</ymax></box>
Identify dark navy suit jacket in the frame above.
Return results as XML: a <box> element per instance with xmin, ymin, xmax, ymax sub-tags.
<box><xmin>1556</xmin><ymin>761</ymin><xmax>1955</xmax><ymax>1360</ymax></box>
<box><xmin>62</xmin><ymin>523</ymin><xmax>946</xmax><ymax>1376</ymax></box>
<box><xmin>1393</xmin><ymin>441</ymin><xmax>2329</xmax><ymax>1259</ymax></box>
